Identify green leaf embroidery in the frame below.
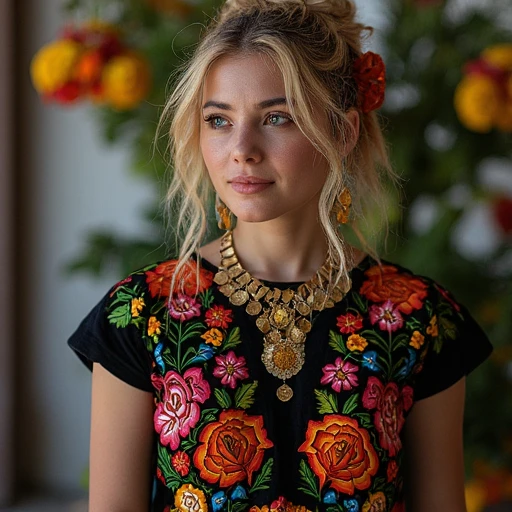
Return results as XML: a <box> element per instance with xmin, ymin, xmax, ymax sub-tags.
<box><xmin>354</xmin><ymin>412</ymin><xmax>372</xmax><ymax>428</ymax></box>
<box><xmin>314</xmin><ymin>389</ymin><xmax>338</xmax><ymax>414</ymax></box>
<box><xmin>107</xmin><ymin>303</ymin><xmax>131</xmax><ymax>328</ymax></box>
<box><xmin>156</xmin><ymin>444</ymin><xmax>182</xmax><ymax>490</ymax></box>
<box><xmin>232</xmin><ymin>502</ymin><xmax>249</xmax><ymax>512</ymax></box>
<box><xmin>234</xmin><ymin>381</ymin><xmax>258</xmax><ymax>409</ymax></box>
<box><xmin>328</xmin><ymin>331</ymin><xmax>347</xmax><ymax>355</ymax></box>
<box><xmin>342</xmin><ymin>393</ymin><xmax>360</xmax><ymax>415</ymax></box>
<box><xmin>200</xmin><ymin>288</ymin><xmax>214</xmax><ymax>309</ymax></box>
<box><xmin>249</xmin><ymin>458</ymin><xmax>274</xmax><ymax>494</ymax></box>
<box><xmin>298</xmin><ymin>460</ymin><xmax>321</xmax><ymax>500</ymax></box>
<box><xmin>353</xmin><ymin>292</ymin><xmax>367</xmax><ymax>313</ymax></box>
<box><xmin>214</xmin><ymin>388</ymin><xmax>232</xmax><ymax>409</ymax></box>
<box><xmin>222</xmin><ymin>327</ymin><xmax>242</xmax><ymax>351</ymax></box>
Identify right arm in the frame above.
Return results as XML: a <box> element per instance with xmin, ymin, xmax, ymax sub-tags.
<box><xmin>89</xmin><ymin>362</ymin><xmax>155</xmax><ymax>512</ymax></box>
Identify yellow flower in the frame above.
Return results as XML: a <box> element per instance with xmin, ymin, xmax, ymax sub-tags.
<box><xmin>464</xmin><ymin>480</ymin><xmax>487</xmax><ymax>512</ymax></box>
<box><xmin>131</xmin><ymin>297</ymin><xmax>145</xmax><ymax>317</ymax></box>
<box><xmin>454</xmin><ymin>75</ymin><xmax>499</xmax><ymax>133</ymax></box>
<box><xmin>495</xmin><ymin>97</ymin><xmax>512</xmax><ymax>132</ymax></box>
<box><xmin>201</xmin><ymin>328</ymin><xmax>224</xmax><ymax>347</ymax></box>
<box><xmin>148</xmin><ymin>316</ymin><xmax>161</xmax><ymax>337</ymax></box>
<box><xmin>102</xmin><ymin>52</ymin><xmax>151</xmax><ymax>110</ymax></box>
<box><xmin>30</xmin><ymin>39</ymin><xmax>83</xmax><ymax>94</ymax></box>
<box><xmin>409</xmin><ymin>330</ymin><xmax>425</xmax><ymax>350</ymax></box>
<box><xmin>174</xmin><ymin>484</ymin><xmax>207</xmax><ymax>512</ymax></box>
<box><xmin>362</xmin><ymin>491</ymin><xmax>386</xmax><ymax>512</ymax></box>
<box><xmin>346</xmin><ymin>334</ymin><xmax>368</xmax><ymax>351</ymax></box>
<box><xmin>482</xmin><ymin>44</ymin><xmax>512</xmax><ymax>71</ymax></box>
<box><xmin>426</xmin><ymin>315</ymin><xmax>438</xmax><ymax>337</ymax></box>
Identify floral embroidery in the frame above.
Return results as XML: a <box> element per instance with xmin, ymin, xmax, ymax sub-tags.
<box><xmin>172</xmin><ymin>451</ymin><xmax>191</xmax><ymax>477</ymax></box>
<box><xmin>131</xmin><ymin>297</ymin><xmax>145</xmax><ymax>317</ymax></box>
<box><xmin>386</xmin><ymin>460</ymin><xmax>399</xmax><ymax>482</ymax></box>
<box><xmin>362</xmin><ymin>491</ymin><xmax>386</xmax><ymax>512</ymax></box>
<box><xmin>369</xmin><ymin>300</ymin><xmax>404</xmax><ymax>333</ymax></box>
<box><xmin>174</xmin><ymin>483</ymin><xmax>208</xmax><ymax>512</ymax></box>
<box><xmin>148</xmin><ymin>316</ymin><xmax>161</xmax><ymax>336</ymax></box>
<box><xmin>168</xmin><ymin>293</ymin><xmax>202</xmax><ymax>322</ymax></box>
<box><xmin>320</xmin><ymin>357</ymin><xmax>359</xmax><ymax>392</ymax></box>
<box><xmin>201</xmin><ymin>327</ymin><xmax>224</xmax><ymax>346</ymax></box>
<box><xmin>337</xmin><ymin>312</ymin><xmax>363</xmax><ymax>334</ymax></box>
<box><xmin>347</xmin><ymin>333</ymin><xmax>368</xmax><ymax>351</ymax></box>
<box><xmin>193</xmin><ymin>409</ymin><xmax>274</xmax><ymax>486</ymax></box>
<box><xmin>409</xmin><ymin>330</ymin><xmax>425</xmax><ymax>349</ymax></box>
<box><xmin>213</xmin><ymin>350</ymin><xmax>249</xmax><ymax>389</ymax></box>
<box><xmin>206</xmin><ymin>304</ymin><xmax>233</xmax><ymax>328</ymax></box>
<box><xmin>427</xmin><ymin>314</ymin><xmax>439</xmax><ymax>337</ymax></box>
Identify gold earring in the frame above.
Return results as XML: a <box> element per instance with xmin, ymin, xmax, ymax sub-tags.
<box><xmin>215</xmin><ymin>194</ymin><xmax>233</xmax><ymax>231</ymax></box>
<box><xmin>334</xmin><ymin>187</ymin><xmax>352</xmax><ymax>224</ymax></box>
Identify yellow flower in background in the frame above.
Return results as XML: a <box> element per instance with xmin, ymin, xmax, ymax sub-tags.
<box><xmin>464</xmin><ymin>480</ymin><xmax>487</xmax><ymax>512</ymax></box>
<box><xmin>131</xmin><ymin>297</ymin><xmax>145</xmax><ymax>317</ymax></box>
<box><xmin>148</xmin><ymin>316</ymin><xmax>161</xmax><ymax>336</ymax></box>
<box><xmin>30</xmin><ymin>39</ymin><xmax>83</xmax><ymax>94</ymax></box>
<box><xmin>454</xmin><ymin>75</ymin><xmax>499</xmax><ymax>133</ymax></box>
<box><xmin>482</xmin><ymin>44</ymin><xmax>512</xmax><ymax>71</ymax></box>
<box><xmin>102</xmin><ymin>52</ymin><xmax>151</xmax><ymax>110</ymax></box>
<box><xmin>201</xmin><ymin>328</ymin><xmax>224</xmax><ymax>347</ymax></box>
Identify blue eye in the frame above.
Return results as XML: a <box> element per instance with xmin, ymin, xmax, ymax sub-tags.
<box><xmin>205</xmin><ymin>115</ymin><xmax>229</xmax><ymax>129</ymax></box>
<box><xmin>267</xmin><ymin>113</ymin><xmax>290</xmax><ymax>126</ymax></box>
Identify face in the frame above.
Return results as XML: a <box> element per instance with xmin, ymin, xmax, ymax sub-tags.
<box><xmin>200</xmin><ymin>53</ymin><xmax>330</xmax><ymax>225</ymax></box>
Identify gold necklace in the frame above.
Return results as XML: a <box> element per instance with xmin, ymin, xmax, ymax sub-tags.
<box><xmin>213</xmin><ymin>231</ymin><xmax>352</xmax><ymax>402</ymax></box>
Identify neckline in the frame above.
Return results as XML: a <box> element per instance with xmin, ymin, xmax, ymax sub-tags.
<box><xmin>198</xmin><ymin>253</ymin><xmax>372</xmax><ymax>290</ymax></box>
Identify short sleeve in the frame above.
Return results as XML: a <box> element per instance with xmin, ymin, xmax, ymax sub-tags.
<box><xmin>413</xmin><ymin>284</ymin><xmax>493</xmax><ymax>401</ymax></box>
<box><xmin>67</xmin><ymin>284</ymin><xmax>154</xmax><ymax>392</ymax></box>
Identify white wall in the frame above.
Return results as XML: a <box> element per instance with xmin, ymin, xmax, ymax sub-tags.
<box><xmin>19</xmin><ymin>0</ymin><xmax>382</xmax><ymax>495</ymax></box>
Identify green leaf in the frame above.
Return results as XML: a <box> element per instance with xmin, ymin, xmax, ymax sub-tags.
<box><xmin>328</xmin><ymin>331</ymin><xmax>347</xmax><ymax>355</ymax></box>
<box><xmin>249</xmin><ymin>458</ymin><xmax>274</xmax><ymax>494</ymax></box>
<box><xmin>214</xmin><ymin>388</ymin><xmax>232</xmax><ymax>409</ymax></box>
<box><xmin>234</xmin><ymin>381</ymin><xmax>258</xmax><ymax>409</ymax></box>
<box><xmin>107</xmin><ymin>303</ymin><xmax>131</xmax><ymax>328</ymax></box>
<box><xmin>200</xmin><ymin>288</ymin><xmax>215</xmax><ymax>309</ymax></box>
<box><xmin>314</xmin><ymin>389</ymin><xmax>338</xmax><ymax>414</ymax></box>
<box><xmin>355</xmin><ymin>412</ymin><xmax>372</xmax><ymax>428</ymax></box>
<box><xmin>298</xmin><ymin>460</ymin><xmax>320</xmax><ymax>500</ymax></box>
<box><xmin>342</xmin><ymin>393</ymin><xmax>360</xmax><ymax>415</ymax></box>
<box><xmin>222</xmin><ymin>327</ymin><xmax>242</xmax><ymax>351</ymax></box>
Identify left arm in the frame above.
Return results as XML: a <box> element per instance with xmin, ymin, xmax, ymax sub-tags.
<box><xmin>403</xmin><ymin>377</ymin><xmax>467</xmax><ymax>512</ymax></box>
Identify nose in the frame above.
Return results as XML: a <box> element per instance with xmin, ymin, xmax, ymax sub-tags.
<box><xmin>231</xmin><ymin>125</ymin><xmax>263</xmax><ymax>164</ymax></box>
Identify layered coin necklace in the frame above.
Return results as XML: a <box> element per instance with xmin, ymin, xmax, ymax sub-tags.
<box><xmin>214</xmin><ymin>231</ymin><xmax>352</xmax><ymax>402</ymax></box>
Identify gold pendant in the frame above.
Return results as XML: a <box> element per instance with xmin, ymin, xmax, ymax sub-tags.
<box><xmin>276</xmin><ymin>383</ymin><xmax>293</xmax><ymax>402</ymax></box>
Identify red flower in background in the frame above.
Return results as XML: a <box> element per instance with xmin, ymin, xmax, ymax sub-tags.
<box><xmin>352</xmin><ymin>51</ymin><xmax>386</xmax><ymax>113</ymax></box>
<box><xmin>493</xmin><ymin>196</ymin><xmax>512</xmax><ymax>234</ymax></box>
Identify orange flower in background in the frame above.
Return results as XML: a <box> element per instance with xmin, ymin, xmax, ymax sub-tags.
<box><xmin>359</xmin><ymin>265</ymin><xmax>429</xmax><ymax>315</ymax></box>
<box><xmin>298</xmin><ymin>415</ymin><xmax>379</xmax><ymax>495</ymax></box>
<box><xmin>193</xmin><ymin>409</ymin><xmax>273</xmax><ymax>487</ymax></box>
<box><xmin>145</xmin><ymin>259</ymin><xmax>214</xmax><ymax>298</ymax></box>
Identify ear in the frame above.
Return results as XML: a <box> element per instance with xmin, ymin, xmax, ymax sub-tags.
<box><xmin>341</xmin><ymin>108</ymin><xmax>360</xmax><ymax>157</ymax></box>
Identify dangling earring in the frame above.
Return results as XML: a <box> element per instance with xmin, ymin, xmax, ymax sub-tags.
<box><xmin>334</xmin><ymin>187</ymin><xmax>352</xmax><ymax>224</ymax></box>
<box><xmin>215</xmin><ymin>194</ymin><xmax>233</xmax><ymax>231</ymax></box>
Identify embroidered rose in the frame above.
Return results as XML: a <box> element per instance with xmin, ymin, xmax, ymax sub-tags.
<box><xmin>174</xmin><ymin>484</ymin><xmax>208</xmax><ymax>512</ymax></box>
<box><xmin>369</xmin><ymin>300</ymin><xmax>404</xmax><ymax>333</ymax></box>
<box><xmin>168</xmin><ymin>293</ymin><xmax>201</xmax><ymax>322</ymax></box>
<box><xmin>213</xmin><ymin>351</ymin><xmax>249</xmax><ymax>389</ymax></box>
<box><xmin>146</xmin><ymin>259</ymin><xmax>213</xmax><ymax>298</ymax></box>
<box><xmin>152</xmin><ymin>368</ymin><xmax>210</xmax><ymax>450</ymax></box>
<box><xmin>336</xmin><ymin>312</ymin><xmax>363</xmax><ymax>334</ymax></box>
<box><xmin>362</xmin><ymin>377</ymin><xmax>413</xmax><ymax>457</ymax></box>
<box><xmin>193</xmin><ymin>409</ymin><xmax>273</xmax><ymax>487</ymax></box>
<box><xmin>298</xmin><ymin>415</ymin><xmax>379</xmax><ymax>495</ymax></box>
<box><xmin>205</xmin><ymin>305</ymin><xmax>233</xmax><ymax>329</ymax></box>
<box><xmin>359</xmin><ymin>265</ymin><xmax>428</xmax><ymax>314</ymax></box>
<box><xmin>321</xmin><ymin>357</ymin><xmax>359</xmax><ymax>392</ymax></box>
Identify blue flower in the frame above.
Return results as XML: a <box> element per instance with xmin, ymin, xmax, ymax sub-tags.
<box><xmin>398</xmin><ymin>347</ymin><xmax>417</xmax><ymax>378</ymax></box>
<box><xmin>323</xmin><ymin>490</ymin><xmax>337</xmax><ymax>504</ymax></box>
<box><xmin>230</xmin><ymin>485</ymin><xmax>248</xmax><ymax>501</ymax></box>
<box><xmin>343</xmin><ymin>499</ymin><xmax>359</xmax><ymax>512</ymax></box>
<box><xmin>211</xmin><ymin>491</ymin><xmax>227</xmax><ymax>512</ymax></box>
<box><xmin>362</xmin><ymin>350</ymin><xmax>380</xmax><ymax>371</ymax></box>
<box><xmin>154</xmin><ymin>342</ymin><xmax>165</xmax><ymax>373</ymax></box>
<box><xmin>190</xmin><ymin>343</ymin><xmax>215</xmax><ymax>364</ymax></box>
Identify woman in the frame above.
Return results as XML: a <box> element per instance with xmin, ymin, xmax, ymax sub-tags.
<box><xmin>68</xmin><ymin>0</ymin><xmax>493</xmax><ymax>510</ymax></box>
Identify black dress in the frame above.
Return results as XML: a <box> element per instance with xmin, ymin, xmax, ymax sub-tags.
<box><xmin>68</xmin><ymin>254</ymin><xmax>492</xmax><ymax>512</ymax></box>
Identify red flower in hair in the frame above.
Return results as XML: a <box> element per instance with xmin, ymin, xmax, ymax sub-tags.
<box><xmin>353</xmin><ymin>51</ymin><xmax>386</xmax><ymax>113</ymax></box>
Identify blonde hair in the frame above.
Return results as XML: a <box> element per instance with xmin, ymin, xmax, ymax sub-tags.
<box><xmin>160</xmin><ymin>0</ymin><xmax>398</xmax><ymax>290</ymax></box>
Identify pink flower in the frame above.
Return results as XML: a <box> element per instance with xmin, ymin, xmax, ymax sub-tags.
<box><xmin>167</xmin><ymin>293</ymin><xmax>201</xmax><ymax>322</ymax></box>
<box><xmin>153</xmin><ymin>368</ymin><xmax>210</xmax><ymax>450</ymax></box>
<box><xmin>320</xmin><ymin>357</ymin><xmax>359</xmax><ymax>392</ymax></box>
<box><xmin>362</xmin><ymin>376</ymin><xmax>413</xmax><ymax>457</ymax></box>
<box><xmin>369</xmin><ymin>300</ymin><xmax>404</xmax><ymax>333</ymax></box>
<box><xmin>213</xmin><ymin>351</ymin><xmax>249</xmax><ymax>389</ymax></box>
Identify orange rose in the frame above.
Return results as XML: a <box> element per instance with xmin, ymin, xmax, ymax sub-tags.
<box><xmin>193</xmin><ymin>410</ymin><xmax>273</xmax><ymax>487</ymax></box>
<box><xmin>359</xmin><ymin>265</ymin><xmax>428</xmax><ymax>314</ymax></box>
<box><xmin>145</xmin><ymin>259</ymin><xmax>213</xmax><ymax>298</ymax></box>
<box><xmin>298</xmin><ymin>415</ymin><xmax>379</xmax><ymax>495</ymax></box>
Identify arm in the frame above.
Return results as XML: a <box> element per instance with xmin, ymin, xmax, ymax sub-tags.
<box><xmin>403</xmin><ymin>377</ymin><xmax>467</xmax><ymax>512</ymax></box>
<box><xmin>89</xmin><ymin>362</ymin><xmax>155</xmax><ymax>512</ymax></box>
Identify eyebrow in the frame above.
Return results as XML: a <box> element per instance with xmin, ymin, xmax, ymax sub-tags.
<box><xmin>202</xmin><ymin>97</ymin><xmax>288</xmax><ymax>110</ymax></box>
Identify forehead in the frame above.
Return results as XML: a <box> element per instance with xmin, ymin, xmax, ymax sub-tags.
<box><xmin>202</xmin><ymin>53</ymin><xmax>286</xmax><ymax>103</ymax></box>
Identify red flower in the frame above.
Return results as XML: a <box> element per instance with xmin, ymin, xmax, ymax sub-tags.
<box><xmin>353</xmin><ymin>52</ymin><xmax>386</xmax><ymax>114</ymax></box>
<box><xmin>387</xmin><ymin>460</ymin><xmax>399</xmax><ymax>482</ymax></box>
<box><xmin>156</xmin><ymin>467</ymin><xmax>166</xmax><ymax>485</ymax></box>
<box><xmin>336</xmin><ymin>312</ymin><xmax>363</xmax><ymax>334</ymax></box>
<box><xmin>205</xmin><ymin>305</ymin><xmax>234</xmax><ymax>329</ymax></box>
<box><xmin>172</xmin><ymin>451</ymin><xmax>190</xmax><ymax>477</ymax></box>
<box><xmin>493</xmin><ymin>196</ymin><xmax>512</xmax><ymax>234</ymax></box>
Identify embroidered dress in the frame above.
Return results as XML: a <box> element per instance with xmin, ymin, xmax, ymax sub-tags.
<box><xmin>68</xmin><ymin>255</ymin><xmax>492</xmax><ymax>512</ymax></box>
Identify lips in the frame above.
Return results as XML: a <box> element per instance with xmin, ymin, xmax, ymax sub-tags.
<box><xmin>229</xmin><ymin>176</ymin><xmax>273</xmax><ymax>185</ymax></box>
<box><xmin>229</xmin><ymin>176</ymin><xmax>274</xmax><ymax>194</ymax></box>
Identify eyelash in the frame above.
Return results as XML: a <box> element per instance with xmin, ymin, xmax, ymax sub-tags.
<box><xmin>203</xmin><ymin>112</ymin><xmax>293</xmax><ymax>129</ymax></box>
